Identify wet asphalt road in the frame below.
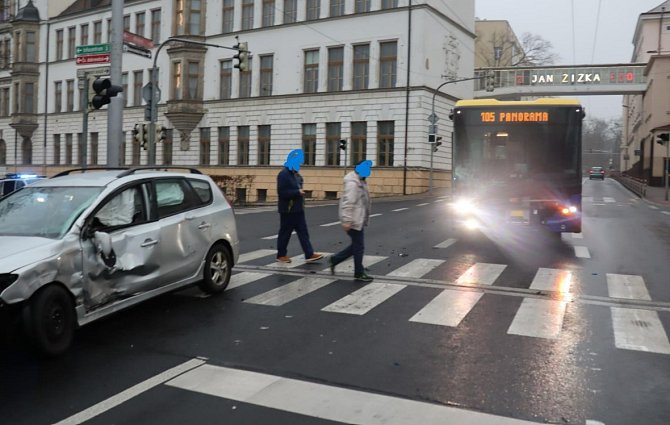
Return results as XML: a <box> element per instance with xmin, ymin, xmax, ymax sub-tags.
<box><xmin>1</xmin><ymin>178</ymin><xmax>669</xmax><ymax>425</ymax></box>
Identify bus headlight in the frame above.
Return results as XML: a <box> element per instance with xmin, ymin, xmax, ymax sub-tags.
<box><xmin>453</xmin><ymin>199</ymin><xmax>476</xmax><ymax>214</ymax></box>
<box><xmin>464</xmin><ymin>218</ymin><xmax>479</xmax><ymax>230</ymax></box>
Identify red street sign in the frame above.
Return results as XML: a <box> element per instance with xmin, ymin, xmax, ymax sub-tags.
<box><xmin>123</xmin><ymin>31</ymin><xmax>154</xmax><ymax>50</ymax></box>
<box><xmin>76</xmin><ymin>54</ymin><xmax>110</xmax><ymax>65</ymax></box>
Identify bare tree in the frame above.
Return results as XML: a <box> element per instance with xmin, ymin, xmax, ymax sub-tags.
<box><xmin>516</xmin><ymin>32</ymin><xmax>559</xmax><ymax>66</ymax></box>
<box><xmin>477</xmin><ymin>30</ymin><xmax>559</xmax><ymax>67</ymax></box>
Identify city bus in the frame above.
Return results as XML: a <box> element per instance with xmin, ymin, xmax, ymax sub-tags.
<box><xmin>450</xmin><ymin>98</ymin><xmax>585</xmax><ymax>234</ymax></box>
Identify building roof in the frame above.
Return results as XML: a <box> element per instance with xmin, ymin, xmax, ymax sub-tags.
<box><xmin>59</xmin><ymin>0</ymin><xmax>142</xmax><ymax>17</ymax></box>
<box><xmin>14</xmin><ymin>0</ymin><xmax>40</xmax><ymax>22</ymax></box>
<box><xmin>646</xmin><ymin>1</ymin><xmax>670</xmax><ymax>13</ymax></box>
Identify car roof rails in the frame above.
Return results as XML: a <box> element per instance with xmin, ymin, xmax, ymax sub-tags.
<box><xmin>52</xmin><ymin>167</ymin><xmax>130</xmax><ymax>178</ymax></box>
<box><xmin>116</xmin><ymin>167</ymin><xmax>203</xmax><ymax>178</ymax></box>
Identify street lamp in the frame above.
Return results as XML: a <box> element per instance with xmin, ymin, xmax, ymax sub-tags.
<box><xmin>147</xmin><ymin>37</ymin><xmax>247</xmax><ymax>165</ymax></box>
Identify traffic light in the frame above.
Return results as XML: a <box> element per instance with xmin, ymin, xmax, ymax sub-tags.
<box><xmin>155</xmin><ymin>125</ymin><xmax>167</xmax><ymax>143</ymax></box>
<box><xmin>485</xmin><ymin>71</ymin><xmax>495</xmax><ymax>92</ymax></box>
<box><xmin>234</xmin><ymin>41</ymin><xmax>249</xmax><ymax>72</ymax></box>
<box><xmin>657</xmin><ymin>133</ymin><xmax>670</xmax><ymax>145</ymax></box>
<box><xmin>133</xmin><ymin>123</ymin><xmax>148</xmax><ymax>149</ymax></box>
<box><xmin>339</xmin><ymin>139</ymin><xmax>347</xmax><ymax>150</ymax></box>
<box><xmin>91</xmin><ymin>78</ymin><xmax>123</xmax><ymax>110</ymax></box>
<box><xmin>431</xmin><ymin>137</ymin><xmax>443</xmax><ymax>152</ymax></box>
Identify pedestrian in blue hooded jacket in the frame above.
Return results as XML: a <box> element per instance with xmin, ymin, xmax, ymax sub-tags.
<box><xmin>276</xmin><ymin>149</ymin><xmax>324</xmax><ymax>263</ymax></box>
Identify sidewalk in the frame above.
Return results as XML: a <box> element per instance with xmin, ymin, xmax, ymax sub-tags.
<box><xmin>641</xmin><ymin>184</ymin><xmax>670</xmax><ymax>209</ymax></box>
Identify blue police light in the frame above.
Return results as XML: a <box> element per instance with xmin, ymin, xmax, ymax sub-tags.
<box><xmin>17</xmin><ymin>174</ymin><xmax>38</xmax><ymax>179</ymax></box>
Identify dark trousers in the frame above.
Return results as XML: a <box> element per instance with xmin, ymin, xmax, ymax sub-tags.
<box><xmin>331</xmin><ymin>228</ymin><xmax>365</xmax><ymax>276</ymax></box>
<box><xmin>277</xmin><ymin>211</ymin><xmax>314</xmax><ymax>258</ymax></box>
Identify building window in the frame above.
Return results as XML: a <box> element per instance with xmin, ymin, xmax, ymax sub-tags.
<box><xmin>93</xmin><ymin>21</ymin><xmax>102</xmax><ymax>44</ymax></box>
<box><xmin>381</xmin><ymin>0</ymin><xmax>398</xmax><ymax>9</ymax></box>
<box><xmin>80</xmin><ymin>24</ymin><xmax>89</xmax><ymax>46</ymax></box>
<box><xmin>379</xmin><ymin>41</ymin><xmax>397</xmax><ymax>88</ymax></box>
<box><xmin>355</xmin><ymin>0</ymin><xmax>370</xmax><ymax>13</ymax></box>
<box><xmin>325</xmin><ymin>123</ymin><xmax>341</xmax><ymax>166</ymax></box>
<box><xmin>306</xmin><ymin>0</ymin><xmax>320</xmax><ymax>20</ymax></box>
<box><xmin>173</xmin><ymin>61</ymin><xmax>182</xmax><ymax>100</ymax></box>
<box><xmin>258</xmin><ymin>125</ymin><xmax>271</xmax><ymax>165</ymax></box>
<box><xmin>53</xmin><ymin>134</ymin><xmax>61</xmax><ymax>165</ymax></box>
<box><xmin>187</xmin><ymin>61</ymin><xmax>199</xmax><ymax>99</ymax></box>
<box><xmin>133</xmin><ymin>70</ymin><xmax>143</xmax><ymax>106</ymax></box>
<box><xmin>151</xmin><ymin>9</ymin><xmax>161</xmax><ymax>42</ymax></box>
<box><xmin>1</xmin><ymin>39</ymin><xmax>10</xmax><ymax>69</ymax></box>
<box><xmin>353</xmin><ymin>44</ymin><xmax>369</xmax><ymax>90</ymax></box>
<box><xmin>0</xmin><ymin>139</ymin><xmax>4</xmax><ymax>165</ymax></box>
<box><xmin>239</xmin><ymin>57</ymin><xmax>252</xmax><ymax>98</ymax></box>
<box><xmin>68</xmin><ymin>27</ymin><xmax>76</xmax><ymax>59</ymax></box>
<box><xmin>330</xmin><ymin>0</ymin><xmax>344</xmax><ymax>17</ymax></box>
<box><xmin>263</xmin><ymin>0</ymin><xmax>275</xmax><ymax>26</ymax></box>
<box><xmin>54</xmin><ymin>81</ymin><xmax>62</xmax><ymax>113</ymax></box>
<box><xmin>66</xmin><ymin>80</ymin><xmax>74</xmax><ymax>112</ymax></box>
<box><xmin>122</xmin><ymin>72</ymin><xmax>129</xmax><ymax>106</ymax></box>
<box><xmin>377</xmin><ymin>121</ymin><xmax>394</xmax><ymax>166</ymax></box>
<box><xmin>107</xmin><ymin>18</ymin><xmax>112</xmax><ymax>43</ymax></box>
<box><xmin>260</xmin><ymin>55</ymin><xmax>273</xmax><ymax>96</ymax></box>
<box><xmin>218</xmin><ymin>126</ymin><xmax>230</xmax><ymax>165</ymax></box>
<box><xmin>22</xmin><ymin>137</ymin><xmax>32</xmax><ymax>165</ymax></box>
<box><xmin>328</xmin><ymin>46</ymin><xmax>343</xmax><ymax>91</ymax></box>
<box><xmin>304</xmin><ymin>49</ymin><xmax>319</xmax><ymax>93</ymax></box>
<box><xmin>200</xmin><ymin>127</ymin><xmax>211</xmax><ymax>165</ymax></box>
<box><xmin>56</xmin><ymin>29</ymin><xmax>63</xmax><ymax>60</ymax></box>
<box><xmin>0</xmin><ymin>87</ymin><xmax>9</xmax><ymax>116</ymax></box>
<box><xmin>242</xmin><ymin>0</ymin><xmax>254</xmax><ymax>30</ymax></box>
<box><xmin>13</xmin><ymin>82</ymin><xmax>18</xmax><ymax>114</ymax></box>
<box><xmin>283</xmin><ymin>0</ymin><xmax>297</xmax><ymax>23</ymax></box>
<box><xmin>220</xmin><ymin>60</ymin><xmax>232</xmax><ymax>99</ymax></box>
<box><xmin>351</xmin><ymin>122</ymin><xmax>367</xmax><ymax>165</ymax></box>
<box><xmin>175</xmin><ymin>0</ymin><xmax>202</xmax><ymax>35</ymax></box>
<box><xmin>90</xmin><ymin>132</ymin><xmax>98</xmax><ymax>165</ymax></box>
<box><xmin>25</xmin><ymin>31</ymin><xmax>35</xmax><ymax>62</ymax></box>
<box><xmin>131</xmin><ymin>130</ymin><xmax>140</xmax><ymax>165</ymax></box>
<box><xmin>65</xmin><ymin>133</ymin><xmax>73</xmax><ymax>165</ymax></box>
<box><xmin>190</xmin><ymin>0</ymin><xmax>202</xmax><ymax>34</ymax></box>
<box><xmin>302</xmin><ymin>124</ymin><xmax>316</xmax><ymax>165</ymax></box>
<box><xmin>163</xmin><ymin>129</ymin><xmax>173</xmax><ymax>165</ymax></box>
<box><xmin>123</xmin><ymin>14</ymin><xmax>130</xmax><ymax>32</ymax></box>
<box><xmin>24</xmin><ymin>82</ymin><xmax>34</xmax><ymax>114</ymax></box>
<box><xmin>135</xmin><ymin>12</ymin><xmax>146</xmax><ymax>37</ymax></box>
<box><xmin>222</xmin><ymin>0</ymin><xmax>234</xmax><ymax>32</ymax></box>
<box><xmin>237</xmin><ymin>126</ymin><xmax>250</xmax><ymax>165</ymax></box>
<box><xmin>13</xmin><ymin>30</ymin><xmax>19</xmax><ymax>62</ymax></box>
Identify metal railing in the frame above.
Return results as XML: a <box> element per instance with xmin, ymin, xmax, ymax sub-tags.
<box><xmin>611</xmin><ymin>172</ymin><xmax>647</xmax><ymax>197</ymax></box>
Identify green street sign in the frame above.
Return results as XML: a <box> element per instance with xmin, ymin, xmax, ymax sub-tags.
<box><xmin>76</xmin><ymin>43</ymin><xmax>111</xmax><ymax>56</ymax></box>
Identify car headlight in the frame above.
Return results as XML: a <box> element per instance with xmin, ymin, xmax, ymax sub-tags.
<box><xmin>0</xmin><ymin>274</ymin><xmax>18</xmax><ymax>292</ymax></box>
<box><xmin>453</xmin><ymin>199</ymin><xmax>477</xmax><ymax>214</ymax></box>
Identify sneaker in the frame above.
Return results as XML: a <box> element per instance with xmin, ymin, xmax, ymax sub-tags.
<box><xmin>276</xmin><ymin>256</ymin><xmax>292</xmax><ymax>263</ymax></box>
<box><xmin>354</xmin><ymin>273</ymin><xmax>374</xmax><ymax>282</ymax></box>
<box><xmin>305</xmin><ymin>253</ymin><xmax>324</xmax><ymax>263</ymax></box>
<box><xmin>328</xmin><ymin>257</ymin><xmax>335</xmax><ymax>275</ymax></box>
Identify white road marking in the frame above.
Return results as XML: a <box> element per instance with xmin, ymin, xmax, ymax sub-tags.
<box><xmin>662</xmin><ymin>211</ymin><xmax>670</xmax><ymax>216</ymax></box>
<box><xmin>227</xmin><ymin>272</ymin><xmax>271</xmax><ymax>290</ymax></box>
<box><xmin>369</xmin><ymin>213</ymin><xmax>383</xmax><ymax>218</ymax></box>
<box><xmin>582</xmin><ymin>196</ymin><xmax>594</xmax><ymax>202</ymax></box>
<box><xmin>604</xmin><ymin>197</ymin><xmax>616</xmax><ymax>203</ymax></box>
<box><xmin>507</xmin><ymin>299</ymin><xmax>567</xmax><ymax>339</ymax></box>
<box><xmin>433</xmin><ymin>199</ymin><xmax>445</xmax><ymax>203</ymax></box>
<box><xmin>244</xmin><ymin>277</ymin><xmax>337</xmax><ymax>306</ymax></box>
<box><xmin>261</xmin><ymin>231</ymin><xmax>296</xmax><ymax>240</ymax></box>
<box><xmin>322</xmin><ymin>282</ymin><xmax>406</xmax><ymax>315</ymax></box>
<box><xmin>455</xmin><ymin>263</ymin><xmax>507</xmax><ymax>286</ymax></box>
<box><xmin>416</xmin><ymin>203</ymin><xmax>429</xmax><ymax>206</ymax></box>
<box><xmin>529</xmin><ymin>268</ymin><xmax>573</xmax><ymax>292</ymax></box>
<box><xmin>166</xmin><ymin>364</ymin><xmax>546</xmax><ymax>425</ymax></box>
<box><xmin>238</xmin><ymin>249</ymin><xmax>276</xmax><ymax>263</ymax></box>
<box><xmin>55</xmin><ymin>358</ymin><xmax>206</xmax><ymax>425</ymax></box>
<box><xmin>649</xmin><ymin>205</ymin><xmax>660</xmax><ymax>210</ymax></box>
<box><xmin>607</xmin><ymin>274</ymin><xmax>650</xmax><ymax>300</ymax></box>
<box><xmin>571</xmin><ymin>233</ymin><xmax>584</xmax><ymax>239</ymax></box>
<box><xmin>266</xmin><ymin>253</ymin><xmax>331</xmax><ymax>269</ymax></box>
<box><xmin>392</xmin><ymin>207</ymin><xmax>409</xmax><ymax>212</ymax></box>
<box><xmin>434</xmin><ymin>238</ymin><xmax>457</xmax><ymax>249</ymax></box>
<box><xmin>387</xmin><ymin>259</ymin><xmax>445</xmax><ymax>278</ymax></box>
<box><xmin>574</xmin><ymin>246</ymin><xmax>591</xmax><ymax>259</ymax></box>
<box><xmin>409</xmin><ymin>290</ymin><xmax>484</xmax><ymax>327</ymax></box>
<box><xmin>323</xmin><ymin>255</ymin><xmax>387</xmax><ymax>274</ymax></box>
<box><xmin>611</xmin><ymin>308</ymin><xmax>670</xmax><ymax>354</ymax></box>
<box><xmin>320</xmin><ymin>221</ymin><xmax>341</xmax><ymax>227</ymax></box>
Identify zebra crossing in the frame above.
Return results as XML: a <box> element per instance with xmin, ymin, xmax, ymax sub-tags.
<box><xmin>229</xmin><ymin>248</ymin><xmax>670</xmax><ymax>355</ymax></box>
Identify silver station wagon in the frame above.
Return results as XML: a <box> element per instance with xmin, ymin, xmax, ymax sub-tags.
<box><xmin>0</xmin><ymin>167</ymin><xmax>239</xmax><ymax>355</ymax></box>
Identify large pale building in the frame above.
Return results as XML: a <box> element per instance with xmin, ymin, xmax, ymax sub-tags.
<box><xmin>474</xmin><ymin>19</ymin><xmax>523</xmax><ymax>69</ymax></box>
<box><xmin>623</xmin><ymin>1</ymin><xmax>670</xmax><ymax>186</ymax></box>
<box><xmin>0</xmin><ymin>0</ymin><xmax>475</xmax><ymax>201</ymax></box>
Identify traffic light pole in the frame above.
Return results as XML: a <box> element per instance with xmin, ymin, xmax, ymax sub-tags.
<box><xmin>81</xmin><ymin>83</ymin><xmax>88</xmax><ymax>170</ymax></box>
<box><xmin>107</xmin><ymin>0</ymin><xmax>123</xmax><ymax>167</ymax></box>
<box><xmin>666</xmin><ymin>141</ymin><xmax>669</xmax><ymax>201</ymax></box>
<box><xmin>148</xmin><ymin>38</ymin><xmax>243</xmax><ymax>165</ymax></box>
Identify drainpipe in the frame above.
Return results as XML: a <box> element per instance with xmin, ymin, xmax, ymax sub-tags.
<box><xmin>43</xmin><ymin>20</ymin><xmax>49</xmax><ymax>176</ymax></box>
<box><xmin>402</xmin><ymin>0</ymin><xmax>412</xmax><ymax>195</ymax></box>
<box><xmin>658</xmin><ymin>7</ymin><xmax>665</xmax><ymax>55</ymax></box>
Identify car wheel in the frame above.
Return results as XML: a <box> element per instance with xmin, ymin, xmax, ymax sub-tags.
<box><xmin>198</xmin><ymin>244</ymin><xmax>232</xmax><ymax>294</ymax></box>
<box><xmin>24</xmin><ymin>285</ymin><xmax>76</xmax><ymax>356</ymax></box>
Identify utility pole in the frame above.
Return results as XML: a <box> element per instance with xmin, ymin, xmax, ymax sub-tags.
<box><xmin>107</xmin><ymin>0</ymin><xmax>123</xmax><ymax>167</ymax></box>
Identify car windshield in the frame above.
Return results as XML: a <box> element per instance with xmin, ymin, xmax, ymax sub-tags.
<box><xmin>0</xmin><ymin>186</ymin><xmax>102</xmax><ymax>239</ymax></box>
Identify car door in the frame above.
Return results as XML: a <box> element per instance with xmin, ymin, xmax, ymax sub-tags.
<box><xmin>80</xmin><ymin>182</ymin><xmax>162</xmax><ymax>310</ymax></box>
<box><xmin>152</xmin><ymin>178</ymin><xmax>204</xmax><ymax>284</ymax></box>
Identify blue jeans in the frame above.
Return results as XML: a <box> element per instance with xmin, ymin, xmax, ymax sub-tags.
<box><xmin>277</xmin><ymin>211</ymin><xmax>314</xmax><ymax>258</ymax></box>
<box><xmin>331</xmin><ymin>228</ymin><xmax>365</xmax><ymax>276</ymax></box>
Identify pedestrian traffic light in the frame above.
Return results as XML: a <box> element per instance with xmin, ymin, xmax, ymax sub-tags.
<box><xmin>485</xmin><ymin>71</ymin><xmax>495</xmax><ymax>92</ymax></box>
<box><xmin>133</xmin><ymin>123</ymin><xmax>148</xmax><ymax>149</ymax></box>
<box><xmin>339</xmin><ymin>139</ymin><xmax>347</xmax><ymax>150</ymax></box>
<box><xmin>430</xmin><ymin>136</ymin><xmax>443</xmax><ymax>151</ymax></box>
<box><xmin>155</xmin><ymin>125</ymin><xmax>167</xmax><ymax>143</ymax></box>
<box><xmin>234</xmin><ymin>41</ymin><xmax>249</xmax><ymax>72</ymax></box>
<box><xmin>91</xmin><ymin>78</ymin><xmax>123</xmax><ymax>110</ymax></box>
<box><xmin>657</xmin><ymin>133</ymin><xmax>670</xmax><ymax>145</ymax></box>
<box><xmin>432</xmin><ymin>139</ymin><xmax>442</xmax><ymax>152</ymax></box>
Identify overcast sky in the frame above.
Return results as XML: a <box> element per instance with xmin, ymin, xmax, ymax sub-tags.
<box><xmin>474</xmin><ymin>0</ymin><xmax>664</xmax><ymax>120</ymax></box>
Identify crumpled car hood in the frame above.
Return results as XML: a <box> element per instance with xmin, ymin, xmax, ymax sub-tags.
<box><xmin>0</xmin><ymin>236</ymin><xmax>65</xmax><ymax>272</ymax></box>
